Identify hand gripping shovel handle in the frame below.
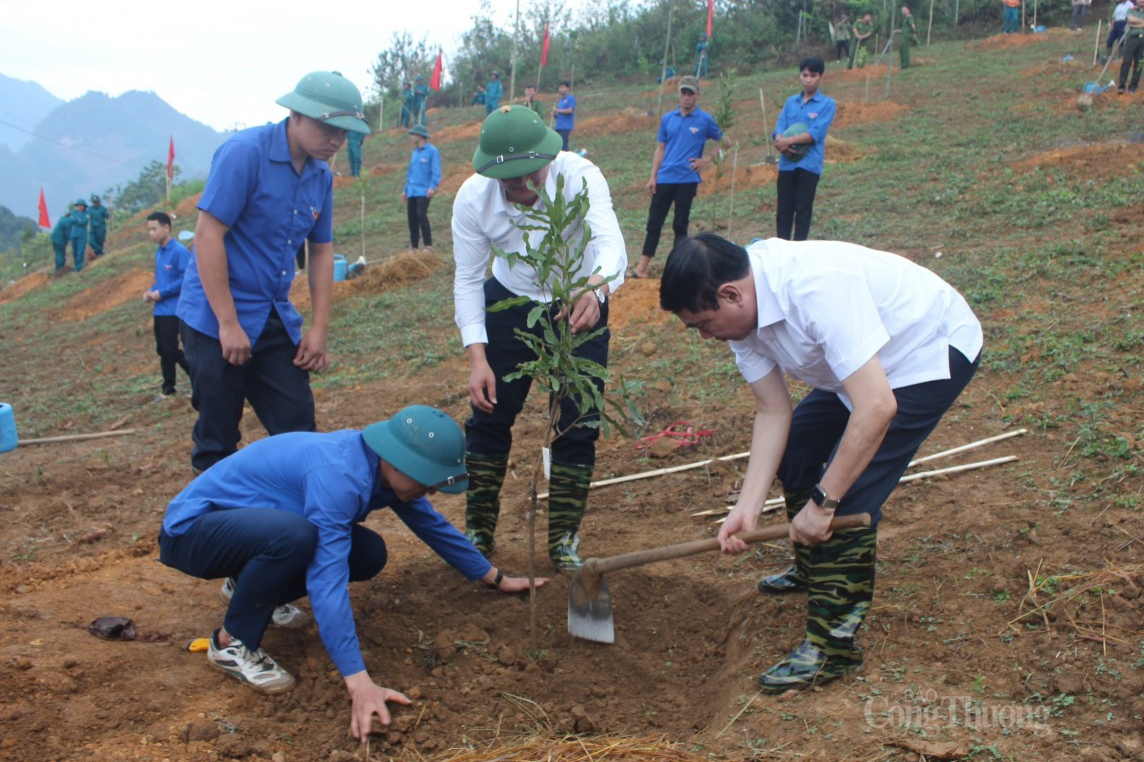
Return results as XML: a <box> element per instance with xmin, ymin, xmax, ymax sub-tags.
<box><xmin>585</xmin><ymin>513</ymin><xmax>871</xmax><ymax>577</ymax></box>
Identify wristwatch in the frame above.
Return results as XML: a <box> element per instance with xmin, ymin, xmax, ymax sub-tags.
<box><xmin>810</xmin><ymin>483</ymin><xmax>840</xmax><ymax>510</ymax></box>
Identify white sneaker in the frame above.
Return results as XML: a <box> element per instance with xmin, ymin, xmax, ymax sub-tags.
<box><xmin>219</xmin><ymin>577</ymin><xmax>309</xmax><ymax>629</ymax></box>
<box><xmin>207</xmin><ymin>630</ymin><xmax>295</xmax><ymax>694</ymax></box>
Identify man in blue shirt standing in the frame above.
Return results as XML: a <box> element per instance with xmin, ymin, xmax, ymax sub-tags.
<box><xmin>158</xmin><ymin>405</ymin><xmax>544</xmax><ymax>739</ymax></box>
<box><xmin>485</xmin><ymin>71</ymin><xmax>503</xmax><ymax>115</ymax></box>
<box><xmin>177</xmin><ymin>71</ymin><xmax>369</xmax><ymax>475</ymax></box>
<box><xmin>631</xmin><ymin>75</ymin><xmax>726</xmax><ymax>279</ymax></box>
<box><xmin>773</xmin><ymin>57</ymin><xmax>836</xmax><ymax>241</ymax></box>
<box><xmin>143</xmin><ymin>212</ymin><xmax>191</xmax><ymax>399</ymax></box>
<box><xmin>402</xmin><ymin>124</ymin><xmax>442</xmax><ymax>252</ymax></box>
<box><xmin>552</xmin><ymin>81</ymin><xmax>576</xmax><ymax>151</ymax></box>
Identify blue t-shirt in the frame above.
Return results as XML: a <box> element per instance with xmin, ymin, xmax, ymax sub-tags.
<box><xmin>177</xmin><ymin>119</ymin><xmax>334</xmax><ymax>344</ymax></box>
<box><xmin>555</xmin><ymin>94</ymin><xmax>576</xmax><ymax>131</ymax></box>
<box><xmin>162</xmin><ymin>429</ymin><xmax>492</xmax><ymax>677</ymax></box>
<box><xmin>152</xmin><ymin>238</ymin><xmax>191</xmax><ymax>317</ymax></box>
<box><xmin>404</xmin><ymin>143</ymin><xmax>442</xmax><ymax>197</ymax></box>
<box><xmin>773</xmin><ymin>90</ymin><xmax>836</xmax><ymax>175</ymax></box>
<box><xmin>656</xmin><ymin>107</ymin><xmax>723</xmax><ymax>184</ymax></box>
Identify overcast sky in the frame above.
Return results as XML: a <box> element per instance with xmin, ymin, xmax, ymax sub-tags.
<box><xmin>1</xmin><ymin>0</ymin><xmax>570</xmax><ymax>133</ymax></box>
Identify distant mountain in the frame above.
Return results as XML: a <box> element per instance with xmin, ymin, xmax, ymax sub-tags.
<box><xmin>0</xmin><ymin>85</ymin><xmax>226</xmax><ymax>222</ymax></box>
<box><xmin>0</xmin><ymin>74</ymin><xmax>64</xmax><ymax>152</ymax></box>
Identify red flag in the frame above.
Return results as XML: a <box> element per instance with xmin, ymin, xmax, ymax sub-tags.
<box><xmin>430</xmin><ymin>51</ymin><xmax>443</xmax><ymax>91</ymax></box>
<box><xmin>706</xmin><ymin>0</ymin><xmax>714</xmax><ymax>38</ymax></box>
<box><xmin>541</xmin><ymin>23</ymin><xmax>551</xmax><ymax>67</ymax></box>
<box><xmin>166</xmin><ymin>136</ymin><xmax>175</xmax><ymax>181</ymax></box>
<box><xmin>38</xmin><ymin>188</ymin><xmax>51</xmax><ymax>229</ymax></box>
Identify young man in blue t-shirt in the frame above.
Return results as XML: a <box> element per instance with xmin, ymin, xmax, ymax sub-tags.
<box><xmin>177</xmin><ymin>71</ymin><xmax>370</xmax><ymax>474</ymax></box>
<box><xmin>552</xmin><ymin>81</ymin><xmax>576</xmax><ymax>150</ymax></box>
<box><xmin>773</xmin><ymin>57</ymin><xmax>836</xmax><ymax>241</ymax></box>
<box><xmin>143</xmin><ymin>212</ymin><xmax>191</xmax><ymax>399</ymax></box>
<box><xmin>632</xmin><ymin>75</ymin><xmax>726</xmax><ymax>279</ymax></box>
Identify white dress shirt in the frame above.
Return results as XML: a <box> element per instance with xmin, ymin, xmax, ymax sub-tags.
<box><xmin>452</xmin><ymin>152</ymin><xmax>628</xmax><ymax>347</ymax></box>
<box><xmin>731</xmin><ymin>238</ymin><xmax>983</xmax><ymax>409</ymax></box>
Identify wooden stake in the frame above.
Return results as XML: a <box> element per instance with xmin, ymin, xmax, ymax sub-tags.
<box><xmin>727</xmin><ymin>144</ymin><xmax>739</xmax><ymax>241</ymax></box>
<box><xmin>360</xmin><ymin>195</ymin><xmax>366</xmax><ymax>261</ymax></box>
<box><xmin>909</xmin><ymin>428</ymin><xmax>1026</xmax><ymax>466</ymax></box>
<box><xmin>927</xmin><ymin>0</ymin><xmax>936</xmax><ymax>44</ymax></box>
<box><xmin>19</xmin><ymin>429</ymin><xmax>137</xmax><ymax>446</ymax></box>
<box><xmin>1094</xmin><ymin>20</ymin><xmax>1102</xmax><ymax>66</ymax></box>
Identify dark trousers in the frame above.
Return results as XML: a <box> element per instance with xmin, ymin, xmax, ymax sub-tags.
<box><xmin>154</xmin><ymin>315</ymin><xmax>190</xmax><ymax>395</ymax></box>
<box><xmin>180</xmin><ymin>310</ymin><xmax>316</xmax><ymax>472</ymax></box>
<box><xmin>836</xmin><ymin>39</ymin><xmax>850</xmax><ymax>61</ymax></box>
<box><xmin>1069</xmin><ymin>4</ymin><xmax>1088</xmax><ymax>28</ymax></box>
<box><xmin>1120</xmin><ymin>35</ymin><xmax>1144</xmax><ymax>89</ymax></box>
<box><xmin>406</xmin><ymin>196</ymin><xmax>432</xmax><ymax>248</ymax></box>
<box><xmin>557</xmin><ymin>129</ymin><xmax>572</xmax><ymax>151</ymax></box>
<box><xmin>1108</xmin><ymin>20</ymin><xmax>1127</xmax><ymax>53</ymax></box>
<box><xmin>465</xmin><ymin>277</ymin><xmax>609</xmax><ymax>467</ymax></box>
<box><xmin>776</xmin><ymin>347</ymin><xmax>979</xmax><ymax>529</ymax></box>
<box><xmin>90</xmin><ymin>227</ymin><xmax>106</xmax><ymax>256</ymax></box>
<box><xmin>159</xmin><ymin>511</ymin><xmax>386</xmax><ymax>652</ymax></box>
<box><xmin>776</xmin><ymin>168</ymin><xmax>821</xmax><ymax>241</ymax></box>
<box><xmin>642</xmin><ymin>182</ymin><xmax>699</xmax><ymax>258</ymax></box>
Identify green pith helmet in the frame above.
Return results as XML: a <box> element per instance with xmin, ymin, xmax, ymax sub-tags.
<box><xmin>782</xmin><ymin>122</ymin><xmax>810</xmax><ymax>157</ymax></box>
<box><xmin>90</xmin><ymin>194</ymin><xmax>101</xmax><ymax>203</ymax></box>
<box><xmin>409</xmin><ymin>124</ymin><xmax>430</xmax><ymax>139</ymax></box>
<box><xmin>74</xmin><ymin>198</ymin><xmax>88</xmax><ymax>208</ymax></box>
<box><xmin>362</xmin><ymin>406</ymin><xmax>468</xmax><ymax>494</ymax></box>
<box><xmin>276</xmin><ymin>71</ymin><xmax>371</xmax><ymax>135</ymax></box>
<box><xmin>472</xmin><ymin>105</ymin><xmax>563</xmax><ymax>179</ymax></box>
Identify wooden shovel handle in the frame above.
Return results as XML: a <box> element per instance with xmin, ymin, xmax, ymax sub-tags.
<box><xmin>587</xmin><ymin>513</ymin><xmax>871</xmax><ymax>577</ymax></box>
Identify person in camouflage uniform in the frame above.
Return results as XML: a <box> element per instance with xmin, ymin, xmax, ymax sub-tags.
<box><xmin>850</xmin><ymin>13</ymin><xmax>875</xmax><ymax>69</ymax></box>
<box><xmin>899</xmin><ymin>6</ymin><xmax>920</xmax><ymax>69</ymax></box>
<box><xmin>659</xmin><ymin>233</ymin><xmax>982</xmax><ymax>693</ymax></box>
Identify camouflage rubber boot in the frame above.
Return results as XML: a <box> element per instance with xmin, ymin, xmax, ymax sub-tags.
<box><xmin>547</xmin><ymin>460</ymin><xmax>593</xmax><ymax>572</ymax></box>
<box><xmin>757</xmin><ymin>527</ymin><xmax>876</xmax><ymax>693</ymax></box>
<box><xmin>464</xmin><ymin>452</ymin><xmax>509</xmax><ymax>557</ymax></box>
<box><xmin>757</xmin><ymin>487</ymin><xmax>814</xmax><ymax>594</ymax></box>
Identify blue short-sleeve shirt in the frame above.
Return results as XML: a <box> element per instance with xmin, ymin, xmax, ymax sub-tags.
<box><xmin>656</xmin><ymin>107</ymin><xmax>724</xmax><ymax>184</ymax></box>
<box><xmin>177</xmin><ymin>119</ymin><xmax>334</xmax><ymax>344</ymax></box>
<box><xmin>773</xmin><ymin>90</ymin><xmax>836</xmax><ymax>175</ymax></box>
<box><xmin>555</xmin><ymin>94</ymin><xmax>576</xmax><ymax>131</ymax></box>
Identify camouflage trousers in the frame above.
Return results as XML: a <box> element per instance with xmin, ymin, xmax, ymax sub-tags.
<box><xmin>464</xmin><ymin>453</ymin><xmax>592</xmax><ymax>561</ymax></box>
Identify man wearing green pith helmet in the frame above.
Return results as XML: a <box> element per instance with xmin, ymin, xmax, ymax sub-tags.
<box><xmin>69</xmin><ymin>198</ymin><xmax>90</xmax><ymax>271</ymax></box>
<box><xmin>452</xmin><ymin>105</ymin><xmax>628</xmax><ymax>572</ymax></box>
<box><xmin>88</xmin><ymin>195</ymin><xmax>111</xmax><ymax>258</ymax></box>
<box><xmin>157</xmin><ymin>405</ymin><xmax>544</xmax><ymax>740</ymax></box>
<box><xmin>177</xmin><ymin>71</ymin><xmax>368</xmax><ymax>475</ymax></box>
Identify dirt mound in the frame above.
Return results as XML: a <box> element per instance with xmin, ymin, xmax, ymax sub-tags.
<box><xmin>439</xmin><ymin>163</ymin><xmax>476</xmax><ymax>196</ymax></box>
<box><xmin>431</xmin><ymin>121</ymin><xmax>482</xmax><ymax>146</ymax></box>
<box><xmin>333</xmin><ymin>175</ymin><xmax>359</xmax><ymax>190</ymax></box>
<box><xmin>576</xmin><ymin>108</ymin><xmax>658</xmax><ymax>138</ymax></box>
<box><xmin>610</xmin><ymin>276</ymin><xmax>672</xmax><ymax>331</ymax></box>
<box><xmin>973</xmin><ymin>31</ymin><xmax>1051</xmax><ymax>49</ymax></box>
<box><xmin>1011</xmin><ymin>141</ymin><xmax>1142</xmax><ymax>180</ymax></box>
<box><xmin>291</xmin><ymin>252</ymin><xmax>443</xmax><ymax>312</ymax></box>
<box><xmin>0</xmin><ymin>272</ymin><xmax>50</xmax><ymax>304</ymax></box>
<box><xmin>173</xmin><ymin>192</ymin><xmax>202</xmax><ymax>219</ymax></box>
<box><xmin>368</xmin><ymin>163</ymin><xmax>404</xmax><ymax>178</ymax></box>
<box><xmin>698</xmin><ymin>162</ymin><xmax>779</xmax><ymax>195</ymax></box>
<box><xmin>833</xmin><ymin>100</ymin><xmax>908</xmax><ymax>128</ymax></box>
<box><xmin>60</xmin><ymin>268</ymin><xmax>154</xmax><ymax>322</ymax></box>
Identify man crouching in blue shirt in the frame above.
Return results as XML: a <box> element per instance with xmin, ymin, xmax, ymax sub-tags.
<box><xmin>158</xmin><ymin>406</ymin><xmax>546</xmax><ymax>740</ymax></box>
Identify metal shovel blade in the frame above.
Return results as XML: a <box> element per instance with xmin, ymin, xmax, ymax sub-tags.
<box><xmin>567</xmin><ymin>559</ymin><xmax>614</xmax><ymax>644</ymax></box>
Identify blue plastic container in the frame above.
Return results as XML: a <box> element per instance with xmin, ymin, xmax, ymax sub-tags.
<box><xmin>0</xmin><ymin>403</ymin><xmax>17</xmax><ymax>454</ymax></box>
<box><xmin>333</xmin><ymin>254</ymin><xmax>347</xmax><ymax>282</ymax></box>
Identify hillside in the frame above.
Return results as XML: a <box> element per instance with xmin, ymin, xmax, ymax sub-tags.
<box><xmin>0</xmin><ymin>87</ymin><xmax>224</xmax><ymax>221</ymax></box>
<box><xmin>0</xmin><ymin>29</ymin><xmax>1141</xmax><ymax>762</ymax></box>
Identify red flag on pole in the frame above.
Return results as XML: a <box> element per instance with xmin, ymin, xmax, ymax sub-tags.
<box><xmin>706</xmin><ymin>0</ymin><xmax>714</xmax><ymax>38</ymax></box>
<box><xmin>38</xmin><ymin>188</ymin><xmax>51</xmax><ymax>229</ymax></box>
<box><xmin>166</xmin><ymin>136</ymin><xmax>175</xmax><ymax>181</ymax></box>
<box><xmin>541</xmin><ymin>23</ymin><xmax>551</xmax><ymax>67</ymax></box>
<box><xmin>430</xmin><ymin>51</ymin><xmax>444</xmax><ymax>91</ymax></box>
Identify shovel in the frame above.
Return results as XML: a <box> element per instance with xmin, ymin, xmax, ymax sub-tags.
<box><xmin>759</xmin><ymin>89</ymin><xmax>777</xmax><ymax>165</ymax></box>
<box><xmin>568</xmin><ymin>513</ymin><xmax>872</xmax><ymax>644</ymax></box>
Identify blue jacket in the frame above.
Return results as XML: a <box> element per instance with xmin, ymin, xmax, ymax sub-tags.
<box><xmin>162</xmin><ymin>430</ymin><xmax>492</xmax><ymax>677</ymax></box>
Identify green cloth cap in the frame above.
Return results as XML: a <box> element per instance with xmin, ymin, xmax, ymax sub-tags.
<box><xmin>276</xmin><ymin>71</ymin><xmax>371</xmax><ymax>135</ymax></box>
<box><xmin>74</xmin><ymin>199</ymin><xmax>88</xmax><ymax>207</ymax></box>
<box><xmin>362</xmin><ymin>405</ymin><xmax>468</xmax><ymax>493</ymax></box>
<box><xmin>782</xmin><ymin>122</ymin><xmax>810</xmax><ymax>157</ymax></box>
<box><xmin>472</xmin><ymin>105</ymin><xmax>563</xmax><ymax>179</ymax></box>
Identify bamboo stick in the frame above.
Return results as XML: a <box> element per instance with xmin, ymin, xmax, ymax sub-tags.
<box><xmin>540</xmin><ymin>431</ymin><xmax>1024</xmax><ymax>501</ymax></box>
<box><xmin>1094</xmin><ymin>20</ymin><xmax>1103</xmax><ymax>66</ymax></box>
<box><xmin>19</xmin><ymin>429</ymin><xmax>137</xmax><ymax>446</ymax></box>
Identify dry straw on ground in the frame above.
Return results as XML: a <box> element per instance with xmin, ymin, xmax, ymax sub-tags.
<box><xmin>421</xmin><ymin>735</ymin><xmax>716</xmax><ymax>762</ymax></box>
